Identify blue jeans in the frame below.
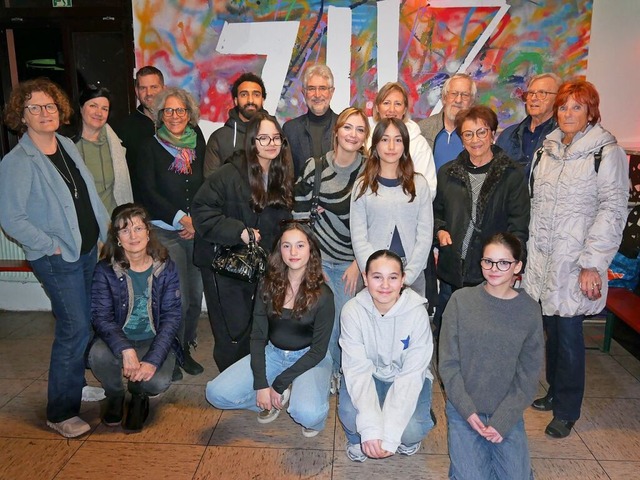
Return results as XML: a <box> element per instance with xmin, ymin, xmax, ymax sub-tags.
<box><xmin>206</xmin><ymin>343</ymin><xmax>332</xmax><ymax>430</ymax></box>
<box><xmin>322</xmin><ymin>259</ymin><xmax>361</xmax><ymax>375</ymax></box>
<box><xmin>543</xmin><ymin>314</ymin><xmax>585</xmax><ymax>421</ymax></box>
<box><xmin>153</xmin><ymin>228</ymin><xmax>203</xmax><ymax>347</ymax></box>
<box><xmin>29</xmin><ymin>247</ymin><xmax>97</xmax><ymax>423</ymax></box>
<box><xmin>446</xmin><ymin>400</ymin><xmax>533</xmax><ymax>480</ymax></box>
<box><xmin>338</xmin><ymin>375</ymin><xmax>435</xmax><ymax>446</ymax></box>
<box><xmin>88</xmin><ymin>338</ymin><xmax>175</xmax><ymax>396</ymax></box>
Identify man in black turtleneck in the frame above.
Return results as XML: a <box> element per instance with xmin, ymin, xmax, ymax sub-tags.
<box><xmin>283</xmin><ymin>64</ymin><xmax>338</xmax><ymax>180</ymax></box>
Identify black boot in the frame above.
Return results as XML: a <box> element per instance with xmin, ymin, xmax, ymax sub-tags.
<box><xmin>172</xmin><ymin>363</ymin><xmax>183</xmax><ymax>381</ymax></box>
<box><xmin>123</xmin><ymin>393</ymin><xmax>149</xmax><ymax>432</ymax></box>
<box><xmin>103</xmin><ymin>393</ymin><xmax>125</xmax><ymax>426</ymax></box>
<box><xmin>182</xmin><ymin>344</ymin><xmax>204</xmax><ymax>376</ymax></box>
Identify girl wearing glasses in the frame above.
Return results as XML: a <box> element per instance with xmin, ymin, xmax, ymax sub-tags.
<box><xmin>136</xmin><ymin>87</ymin><xmax>206</xmax><ymax>381</ymax></box>
<box><xmin>193</xmin><ymin>112</ymin><xmax>293</xmax><ymax>372</ymax></box>
<box><xmin>439</xmin><ymin>232</ymin><xmax>543</xmax><ymax>480</ymax></box>
<box><xmin>432</xmin><ymin>105</ymin><xmax>530</xmax><ymax>342</ymax></box>
<box><xmin>89</xmin><ymin>203</ymin><xmax>181</xmax><ymax>432</ymax></box>
<box><xmin>0</xmin><ymin>78</ymin><xmax>110</xmax><ymax>438</ymax></box>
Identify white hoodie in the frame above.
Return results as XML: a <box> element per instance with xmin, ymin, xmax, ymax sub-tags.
<box><xmin>340</xmin><ymin>287</ymin><xmax>433</xmax><ymax>453</ymax></box>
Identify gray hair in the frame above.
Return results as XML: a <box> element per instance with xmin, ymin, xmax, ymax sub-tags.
<box><xmin>442</xmin><ymin>73</ymin><xmax>477</xmax><ymax>100</ymax></box>
<box><xmin>152</xmin><ymin>87</ymin><xmax>200</xmax><ymax>128</ymax></box>
<box><xmin>526</xmin><ymin>72</ymin><xmax>562</xmax><ymax>90</ymax></box>
<box><xmin>303</xmin><ymin>64</ymin><xmax>334</xmax><ymax>89</ymax></box>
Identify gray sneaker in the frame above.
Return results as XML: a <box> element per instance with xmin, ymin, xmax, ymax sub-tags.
<box><xmin>346</xmin><ymin>442</ymin><xmax>367</xmax><ymax>462</ymax></box>
<box><xmin>396</xmin><ymin>441</ymin><xmax>421</xmax><ymax>456</ymax></box>
<box><xmin>47</xmin><ymin>416</ymin><xmax>91</xmax><ymax>438</ymax></box>
<box><xmin>257</xmin><ymin>386</ymin><xmax>291</xmax><ymax>424</ymax></box>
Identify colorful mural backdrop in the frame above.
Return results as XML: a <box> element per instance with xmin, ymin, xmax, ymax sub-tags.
<box><xmin>132</xmin><ymin>0</ymin><xmax>593</xmax><ymax>128</ymax></box>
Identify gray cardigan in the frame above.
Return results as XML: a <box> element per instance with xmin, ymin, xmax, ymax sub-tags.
<box><xmin>0</xmin><ymin>133</ymin><xmax>109</xmax><ymax>261</ymax></box>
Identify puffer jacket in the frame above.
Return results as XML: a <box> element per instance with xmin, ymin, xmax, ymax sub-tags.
<box><xmin>523</xmin><ymin>124</ymin><xmax>629</xmax><ymax>316</ymax></box>
<box><xmin>91</xmin><ymin>258</ymin><xmax>183</xmax><ymax>367</ymax></box>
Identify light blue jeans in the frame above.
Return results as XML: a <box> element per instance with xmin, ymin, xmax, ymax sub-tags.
<box><xmin>322</xmin><ymin>259</ymin><xmax>361</xmax><ymax>375</ymax></box>
<box><xmin>446</xmin><ymin>400</ymin><xmax>533</xmax><ymax>480</ymax></box>
<box><xmin>338</xmin><ymin>375</ymin><xmax>435</xmax><ymax>446</ymax></box>
<box><xmin>206</xmin><ymin>343</ymin><xmax>332</xmax><ymax>431</ymax></box>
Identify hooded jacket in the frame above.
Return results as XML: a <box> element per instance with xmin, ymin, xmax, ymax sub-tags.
<box><xmin>203</xmin><ymin>108</ymin><xmax>250</xmax><ymax>177</ymax></box>
<box><xmin>523</xmin><ymin>124</ymin><xmax>629</xmax><ymax>316</ymax></box>
<box><xmin>340</xmin><ymin>287</ymin><xmax>433</xmax><ymax>453</ymax></box>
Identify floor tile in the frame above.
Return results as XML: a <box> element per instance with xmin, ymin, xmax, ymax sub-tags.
<box><xmin>531</xmin><ymin>458</ymin><xmax>609</xmax><ymax>479</ymax></box>
<box><xmin>0</xmin><ymin>437</ymin><xmax>82</xmax><ymax>480</ymax></box>
<box><xmin>584</xmin><ymin>353</ymin><xmax>640</xmax><ymax>398</ymax></box>
<box><xmin>526</xmin><ymin>408</ymin><xmax>595</xmax><ymax>460</ymax></box>
<box><xmin>599</xmin><ymin>460</ymin><xmax>640</xmax><ymax>479</ymax></box>
<box><xmin>196</xmin><ymin>445</ymin><xmax>333</xmax><ymax>479</ymax></box>
<box><xmin>0</xmin><ymin>337</ymin><xmax>51</xmax><ymax>379</ymax></box>
<box><xmin>576</xmin><ymin>397</ymin><xmax>640</xmax><ymax>461</ymax></box>
<box><xmin>422</xmin><ymin>390</ymin><xmax>448</xmax><ymax>455</ymax></box>
<box><xmin>0</xmin><ymin>378</ymin><xmax>33</xmax><ymax>408</ymax></box>
<box><xmin>331</xmin><ymin>451</ymin><xmax>450</xmax><ymax>479</ymax></box>
<box><xmin>613</xmin><ymin>354</ymin><xmax>640</xmax><ymax>382</ymax></box>
<box><xmin>59</xmin><ymin>441</ymin><xmax>205</xmax><ymax>480</ymax></box>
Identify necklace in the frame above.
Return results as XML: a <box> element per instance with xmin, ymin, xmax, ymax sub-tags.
<box><xmin>49</xmin><ymin>141</ymin><xmax>79</xmax><ymax>199</ymax></box>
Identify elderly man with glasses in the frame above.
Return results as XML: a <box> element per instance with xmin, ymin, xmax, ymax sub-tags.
<box><xmin>283</xmin><ymin>64</ymin><xmax>338</xmax><ymax>179</ymax></box>
<box><xmin>497</xmin><ymin>73</ymin><xmax>562</xmax><ymax>176</ymax></box>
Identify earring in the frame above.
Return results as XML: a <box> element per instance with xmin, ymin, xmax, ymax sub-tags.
<box><xmin>117</xmin><ymin>240</ymin><xmax>121</xmax><ymax>247</ymax></box>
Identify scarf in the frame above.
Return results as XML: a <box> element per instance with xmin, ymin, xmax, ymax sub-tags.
<box><xmin>156</xmin><ymin>124</ymin><xmax>197</xmax><ymax>175</ymax></box>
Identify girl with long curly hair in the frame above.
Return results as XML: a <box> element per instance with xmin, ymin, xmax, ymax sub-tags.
<box><xmin>350</xmin><ymin>118</ymin><xmax>433</xmax><ymax>297</ymax></box>
<box><xmin>206</xmin><ymin>222</ymin><xmax>334</xmax><ymax>438</ymax></box>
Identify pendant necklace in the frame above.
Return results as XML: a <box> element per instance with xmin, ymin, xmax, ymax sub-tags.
<box><xmin>50</xmin><ymin>141</ymin><xmax>79</xmax><ymax>199</ymax></box>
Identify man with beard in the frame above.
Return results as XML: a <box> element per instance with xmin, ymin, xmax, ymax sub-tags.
<box><xmin>115</xmin><ymin>66</ymin><xmax>165</xmax><ymax>199</ymax></box>
<box><xmin>496</xmin><ymin>73</ymin><xmax>561</xmax><ymax>176</ymax></box>
<box><xmin>283</xmin><ymin>64</ymin><xmax>338</xmax><ymax>179</ymax></box>
<box><xmin>204</xmin><ymin>73</ymin><xmax>267</xmax><ymax>176</ymax></box>
<box><xmin>418</xmin><ymin>73</ymin><xmax>476</xmax><ymax>171</ymax></box>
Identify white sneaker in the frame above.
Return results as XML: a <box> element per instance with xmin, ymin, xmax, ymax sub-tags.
<box><xmin>82</xmin><ymin>385</ymin><xmax>106</xmax><ymax>402</ymax></box>
<box><xmin>302</xmin><ymin>427</ymin><xmax>320</xmax><ymax>438</ymax></box>
<box><xmin>396</xmin><ymin>441</ymin><xmax>421</xmax><ymax>456</ymax></box>
<box><xmin>47</xmin><ymin>416</ymin><xmax>91</xmax><ymax>438</ymax></box>
<box><xmin>257</xmin><ymin>386</ymin><xmax>291</xmax><ymax>424</ymax></box>
<box><xmin>346</xmin><ymin>442</ymin><xmax>367</xmax><ymax>462</ymax></box>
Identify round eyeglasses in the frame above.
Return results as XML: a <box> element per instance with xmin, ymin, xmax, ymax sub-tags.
<box><xmin>255</xmin><ymin>135</ymin><xmax>283</xmax><ymax>147</ymax></box>
<box><xmin>24</xmin><ymin>103</ymin><xmax>58</xmax><ymax>115</ymax></box>
<box><xmin>118</xmin><ymin>225</ymin><xmax>147</xmax><ymax>237</ymax></box>
<box><xmin>461</xmin><ymin>127</ymin><xmax>490</xmax><ymax>141</ymax></box>
<box><xmin>524</xmin><ymin>90</ymin><xmax>557</xmax><ymax>100</ymax></box>
<box><xmin>161</xmin><ymin>107</ymin><xmax>189</xmax><ymax>118</ymax></box>
<box><xmin>480</xmin><ymin>258</ymin><xmax>517</xmax><ymax>271</ymax></box>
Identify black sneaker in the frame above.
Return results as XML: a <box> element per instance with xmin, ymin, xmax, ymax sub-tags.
<box><xmin>103</xmin><ymin>394</ymin><xmax>125</xmax><ymax>427</ymax></box>
<box><xmin>124</xmin><ymin>393</ymin><xmax>149</xmax><ymax>432</ymax></box>
<box><xmin>182</xmin><ymin>345</ymin><xmax>204</xmax><ymax>376</ymax></box>
<box><xmin>532</xmin><ymin>393</ymin><xmax>553</xmax><ymax>411</ymax></box>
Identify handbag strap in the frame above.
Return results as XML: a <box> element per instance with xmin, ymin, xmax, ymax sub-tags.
<box><xmin>310</xmin><ymin>156</ymin><xmax>322</xmax><ymax>226</ymax></box>
<box><xmin>212</xmin><ymin>270</ymin><xmax>257</xmax><ymax>344</ymax></box>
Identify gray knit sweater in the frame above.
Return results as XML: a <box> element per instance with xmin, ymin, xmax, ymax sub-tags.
<box><xmin>439</xmin><ymin>284</ymin><xmax>543</xmax><ymax>436</ymax></box>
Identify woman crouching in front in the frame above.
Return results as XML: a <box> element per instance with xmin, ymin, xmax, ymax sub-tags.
<box><xmin>89</xmin><ymin>203</ymin><xmax>181</xmax><ymax>432</ymax></box>
<box><xmin>206</xmin><ymin>222</ymin><xmax>334</xmax><ymax>438</ymax></box>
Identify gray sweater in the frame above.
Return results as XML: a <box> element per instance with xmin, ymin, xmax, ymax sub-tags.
<box><xmin>439</xmin><ymin>284</ymin><xmax>543</xmax><ymax>436</ymax></box>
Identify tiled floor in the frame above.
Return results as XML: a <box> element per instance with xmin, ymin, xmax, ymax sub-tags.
<box><xmin>1</xmin><ymin>311</ymin><xmax>640</xmax><ymax>480</ymax></box>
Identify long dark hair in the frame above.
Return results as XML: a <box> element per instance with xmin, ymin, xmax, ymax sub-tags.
<box><xmin>244</xmin><ymin>111</ymin><xmax>294</xmax><ymax>212</ymax></box>
<box><xmin>262</xmin><ymin>222</ymin><xmax>324</xmax><ymax>318</ymax></box>
<box><xmin>101</xmin><ymin>203</ymin><xmax>168</xmax><ymax>268</ymax></box>
<box><xmin>355</xmin><ymin>117</ymin><xmax>416</xmax><ymax>202</ymax></box>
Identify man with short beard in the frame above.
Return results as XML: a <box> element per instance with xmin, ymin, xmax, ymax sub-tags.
<box><xmin>418</xmin><ymin>73</ymin><xmax>476</xmax><ymax>171</ymax></box>
<box><xmin>204</xmin><ymin>73</ymin><xmax>267</xmax><ymax>176</ymax></box>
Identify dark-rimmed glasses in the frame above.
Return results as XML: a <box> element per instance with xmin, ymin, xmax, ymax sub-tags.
<box><xmin>524</xmin><ymin>90</ymin><xmax>557</xmax><ymax>100</ymax></box>
<box><xmin>480</xmin><ymin>258</ymin><xmax>517</xmax><ymax>271</ymax></box>
<box><xmin>24</xmin><ymin>103</ymin><xmax>58</xmax><ymax>115</ymax></box>
<box><xmin>161</xmin><ymin>107</ymin><xmax>189</xmax><ymax>118</ymax></box>
<box><xmin>256</xmin><ymin>135</ymin><xmax>283</xmax><ymax>146</ymax></box>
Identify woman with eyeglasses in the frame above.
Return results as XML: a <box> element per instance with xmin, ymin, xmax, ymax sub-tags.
<box><xmin>0</xmin><ymin>78</ymin><xmax>110</xmax><ymax>438</ymax></box>
<box><xmin>432</xmin><ymin>105</ymin><xmax>529</xmax><ymax>342</ymax></box>
<box><xmin>523</xmin><ymin>80</ymin><xmax>628</xmax><ymax>439</ymax></box>
<box><xmin>73</xmin><ymin>85</ymin><xmax>133</xmax><ymax>214</ymax></box>
<box><xmin>89</xmin><ymin>203</ymin><xmax>181</xmax><ymax>432</ymax></box>
<box><xmin>136</xmin><ymin>87</ymin><xmax>206</xmax><ymax>381</ymax></box>
<box><xmin>193</xmin><ymin>111</ymin><xmax>293</xmax><ymax>372</ymax></box>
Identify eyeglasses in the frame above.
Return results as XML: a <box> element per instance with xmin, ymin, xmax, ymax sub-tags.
<box><xmin>524</xmin><ymin>90</ymin><xmax>557</xmax><ymax>100</ymax></box>
<box><xmin>461</xmin><ymin>127</ymin><xmax>490</xmax><ymax>141</ymax></box>
<box><xmin>24</xmin><ymin>103</ymin><xmax>58</xmax><ymax>115</ymax></box>
<box><xmin>446</xmin><ymin>91</ymin><xmax>472</xmax><ymax>100</ymax></box>
<box><xmin>118</xmin><ymin>225</ymin><xmax>147</xmax><ymax>237</ymax></box>
<box><xmin>256</xmin><ymin>135</ymin><xmax>283</xmax><ymax>146</ymax></box>
<box><xmin>480</xmin><ymin>258</ymin><xmax>518</xmax><ymax>271</ymax></box>
<box><xmin>305</xmin><ymin>86</ymin><xmax>332</xmax><ymax>94</ymax></box>
<box><xmin>161</xmin><ymin>107</ymin><xmax>189</xmax><ymax>118</ymax></box>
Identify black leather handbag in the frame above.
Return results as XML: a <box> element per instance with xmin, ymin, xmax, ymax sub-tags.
<box><xmin>211</xmin><ymin>228</ymin><xmax>267</xmax><ymax>283</ymax></box>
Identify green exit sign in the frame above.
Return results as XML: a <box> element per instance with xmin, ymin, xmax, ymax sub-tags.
<box><xmin>53</xmin><ymin>0</ymin><xmax>72</xmax><ymax>6</ymax></box>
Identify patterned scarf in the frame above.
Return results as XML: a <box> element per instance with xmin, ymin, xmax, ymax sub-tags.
<box><xmin>156</xmin><ymin>124</ymin><xmax>197</xmax><ymax>174</ymax></box>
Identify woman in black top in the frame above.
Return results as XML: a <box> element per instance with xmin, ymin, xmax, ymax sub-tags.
<box><xmin>205</xmin><ymin>222</ymin><xmax>334</xmax><ymax>438</ymax></box>
<box><xmin>136</xmin><ymin>87</ymin><xmax>205</xmax><ymax>379</ymax></box>
<box><xmin>192</xmin><ymin>111</ymin><xmax>293</xmax><ymax>372</ymax></box>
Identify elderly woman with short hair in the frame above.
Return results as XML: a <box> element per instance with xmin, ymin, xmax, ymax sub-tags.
<box><xmin>136</xmin><ymin>86</ymin><xmax>206</xmax><ymax>380</ymax></box>
<box><xmin>524</xmin><ymin>80</ymin><xmax>629</xmax><ymax>439</ymax></box>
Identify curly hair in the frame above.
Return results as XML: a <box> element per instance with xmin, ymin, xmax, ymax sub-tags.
<box><xmin>355</xmin><ymin>117</ymin><xmax>416</xmax><ymax>202</ymax></box>
<box><xmin>152</xmin><ymin>87</ymin><xmax>201</xmax><ymax>128</ymax></box>
<box><xmin>101</xmin><ymin>203</ymin><xmax>168</xmax><ymax>268</ymax></box>
<box><xmin>4</xmin><ymin>78</ymin><xmax>73</xmax><ymax>134</ymax></box>
<box><xmin>262</xmin><ymin>222</ymin><xmax>324</xmax><ymax>319</ymax></box>
<box><xmin>244</xmin><ymin>111</ymin><xmax>294</xmax><ymax>212</ymax></box>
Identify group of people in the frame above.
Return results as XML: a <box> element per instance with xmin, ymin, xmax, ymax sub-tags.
<box><xmin>0</xmin><ymin>60</ymin><xmax>629</xmax><ymax>478</ymax></box>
